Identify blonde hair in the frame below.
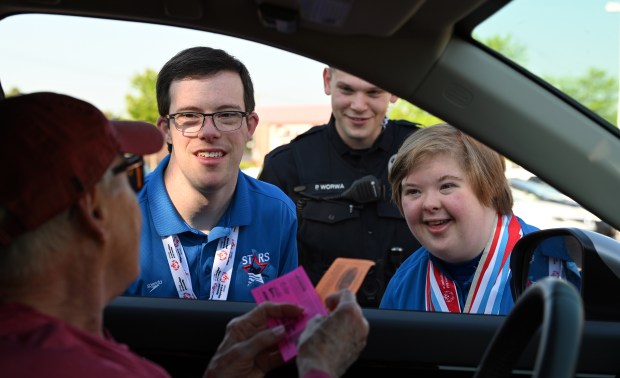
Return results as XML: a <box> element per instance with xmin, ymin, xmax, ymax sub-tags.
<box><xmin>389</xmin><ymin>124</ymin><xmax>513</xmax><ymax>215</ymax></box>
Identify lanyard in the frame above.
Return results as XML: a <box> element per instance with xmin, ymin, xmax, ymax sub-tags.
<box><xmin>209</xmin><ymin>226</ymin><xmax>239</xmax><ymax>300</ymax></box>
<box><xmin>161</xmin><ymin>226</ymin><xmax>239</xmax><ymax>300</ymax></box>
<box><xmin>162</xmin><ymin>234</ymin><xmax>197</xmax><ymax>299</ymax></box>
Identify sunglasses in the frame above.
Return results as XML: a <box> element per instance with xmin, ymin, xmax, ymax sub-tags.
<box><xmin>111</xmin><ymin>154</ymin><xmax>145</xmax><ymax>192</ymax></box>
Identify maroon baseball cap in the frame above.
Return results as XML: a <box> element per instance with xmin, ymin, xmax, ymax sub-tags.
<box><xmin>0</xmin><ymin>92</ymin><xmax>164</xmax><ymax>246</ymax></box>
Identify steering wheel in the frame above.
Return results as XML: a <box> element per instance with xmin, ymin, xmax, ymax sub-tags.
<box><xmin>474</xmin><ymin>277</ymin><xmax>583</xmax><ymax>378</ymax></box>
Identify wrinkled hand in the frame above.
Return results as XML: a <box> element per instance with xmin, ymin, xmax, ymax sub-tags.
<box><xmin>203</xmin><ymin>302</ymin><xmax>303</xmax><ymax>378</ymax></box>
<box><xmin>296</xmin><ymin>290</ymin><xmax>369</xmax><ymax>378</ymax></box>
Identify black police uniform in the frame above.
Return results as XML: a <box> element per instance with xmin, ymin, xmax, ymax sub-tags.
<box><xmin>258</xmin><ymin>115</ymin><xmax>422</xmax><ymax>307</ymax></box>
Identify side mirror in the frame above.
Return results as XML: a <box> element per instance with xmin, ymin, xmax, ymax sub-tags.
<box><xmin>510</xmin><ymin>228</ymin><xmax>620</xmax><ymax>321</ymax></box>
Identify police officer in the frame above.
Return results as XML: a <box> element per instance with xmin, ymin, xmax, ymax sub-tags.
<box><xmin>259</xmin><ymin>67</ymin><xmax>422</xmax><ymax>307</ymax></box>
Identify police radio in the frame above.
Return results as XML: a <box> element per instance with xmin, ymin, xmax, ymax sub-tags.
<box><xmin>293</xmin><ymin>176</ymin><xmax>401</xmax><ymax>308</ymax></box>
<box><xmin>294</xmin><ymin>175</ymin><xmax>384</xmax><ymax>204</ymax></box>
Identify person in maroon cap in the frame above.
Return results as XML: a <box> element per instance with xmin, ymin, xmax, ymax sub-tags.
<box><xmin>0</xmin><ymin>92</ymin><xmax>368</xmax><ymax>378</ymax></box>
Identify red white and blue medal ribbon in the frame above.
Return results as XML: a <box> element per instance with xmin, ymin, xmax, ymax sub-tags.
<box><xmin>426</xmin><ymin>213</ymin><xmax>523</xmax><ymax>314</ymax></box>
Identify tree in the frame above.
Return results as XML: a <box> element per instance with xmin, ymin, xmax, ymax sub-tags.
<box><xmin>480</xmin><ymin>34</ymin><xmax>617</xmax><ymax>126</ymax></box>
<box><xmin>545</xmin><ymin>68</ymin><xmax>618</xmax><ymax>126</ymax></box>
<box><xmin>125</xmin><ymin>68</ymin><xmax>158</xmax><ymax>124</ymax></box>
<box><xmin>103</xmin><ymin>109</ymin><xmax>124</xmax><ymax>120</ymax></box>
<box><xmin>388</xmin><ymin>100</ymin><xmax>442</xmax><ymax>127</ymax></box>
<box><xmin>5</xmin><ymin>86</ymin><xmax>22</xmax><ymax>98</ymax></box>
<box><xmin>481</xmin><ymin>34</ymin><xmax>528</xmax><ymax>66</ymax></box>
<box><xmin>390</xmin><ymin>34</ymin><xmax>619</xmax><ymax>128</ymax></box>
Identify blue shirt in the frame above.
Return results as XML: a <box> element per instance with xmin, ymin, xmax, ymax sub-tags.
<box><xmin>124</xmin><ymin>155</ymin><xmax>299</xmax><ymax>302</ymax></box>
<box><xmin>379</xmin><ymin>216</ymin><xmax>564</xmax><ymax>314</ymax></box>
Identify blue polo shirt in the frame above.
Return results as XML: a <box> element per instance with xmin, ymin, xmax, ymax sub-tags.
<box><xmin>124</xmin><ymin>155</ymin><xmax>299</xmax><ymax>302</ymax></box>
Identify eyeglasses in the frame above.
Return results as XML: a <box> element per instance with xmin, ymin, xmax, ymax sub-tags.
<box><xmin>112</xmin><ymin>154</ymin><xmax>145</xmax><ymax>192</ymax></box>
<box><xmin>167</xmin><ymin>111</ymin><xmax>248</xmax><ymax>134</ymax></box>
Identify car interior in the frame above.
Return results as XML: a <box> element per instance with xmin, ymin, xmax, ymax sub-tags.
<box><xmin>2</xmin><ymin>0</ymin><xmax>620</xmax><ymax>377</ymax></box>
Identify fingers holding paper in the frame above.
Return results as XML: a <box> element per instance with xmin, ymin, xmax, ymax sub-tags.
<box><xmin>296</xmin><ymin>289</ymin><xmax>370</xmax><ymax>378</ymax></box>
<box><xmin>204</xmin><ymin>301</ymin><xmax>303</xmax><ymax>378</ymax></box>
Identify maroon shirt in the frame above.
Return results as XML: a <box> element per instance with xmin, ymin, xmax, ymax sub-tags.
<box><xmin>0</xmin><ymin>302</ymin><xmax>169</xmax><ymax>377</ymax></box>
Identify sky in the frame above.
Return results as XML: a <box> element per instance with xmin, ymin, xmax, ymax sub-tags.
<box><xmin>475</xmin><ymin>0</ymin><xmax>618</xmax><ymax>77</ymax></box>
<box><xmin>0</xmin><ymin>14</ymin><xmax>330</xmax><ymax>115</ymax></box>
<box><xmin>0</xmin><ymin>0</ymin><xmax>617</xmax><ymax>116</ymax></box>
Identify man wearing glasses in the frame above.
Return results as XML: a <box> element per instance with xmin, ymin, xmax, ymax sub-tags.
<box><xmin>124</xmin><ymin>47</ymin><xmax>298</xmax><ymax>301</ymax></box>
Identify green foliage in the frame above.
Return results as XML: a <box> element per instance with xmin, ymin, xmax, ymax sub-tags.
<box><xmin>122</xmin><ymin>34</ymin><xmax>618</xmax><ymax>130</ymax></box>
<box><xmin>5</xmin><ymin>86</ymin><xmax>22</xmax><ymax>98</ymax></box>
<box><xmin>239</xmin><ymin>160</ymin><xmax>257</xmax><ymax>170</ymax></box>
<box><xmin>479</xmin><ymin>34</ymin><xmax>528</xmax><ymax>64</ymax></box>
<box><xmin>103</xmin><ymin>110</ymin><xmax>124</xmax><ymax>120</ymax></box>
<box><xmin>478</xmin><ymin>33</ymin><xmax>617</xmax><ymax>126</ymax></box>
<box><xmin>544</xmin><ymin>68</ymin><xmax>618</xmax><ymax>126</ymax></box>
<box><xmin>125</xmin><ymin>68</ymin><xmax>158</xmax><ymax>124</ymax></box>
<box><xmin>388</xmin><ymin>99</ymin><xmax>443</xmax><ymax>127</ymax></box>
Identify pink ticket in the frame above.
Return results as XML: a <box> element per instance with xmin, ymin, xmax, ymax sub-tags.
<box><xmin>251</xmin><ymin>266</ymin><xmax>328</xmax><ymax>362</ymax></box>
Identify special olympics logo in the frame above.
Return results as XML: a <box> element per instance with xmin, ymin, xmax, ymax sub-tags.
<box><xmin>220</xmin><ymin>272</ymin><xmax>230</xmax><ymax>283</ymax></box>
<box><xmin>443</xmin><ymin>292</ymin><xmax>455</xmax><ymax>303</ymax></box>
<box><xmin>170</xmin><ymin>260</ymin><xmax>180</xmax><ymax>271</ymax></box>
<box><xmin>217</xmin><ymin>249</ymin><xmax>228</xmax><ymax>261</ymax></box>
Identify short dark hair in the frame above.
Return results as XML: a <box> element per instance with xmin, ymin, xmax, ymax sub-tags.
<box><xmin>156</xmin><ymin>46</ymin><xmax>255</xmax><ymax>116</ymax></box>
